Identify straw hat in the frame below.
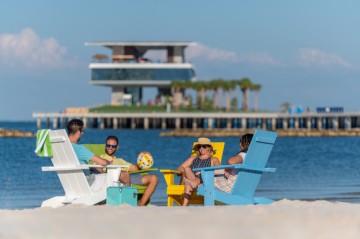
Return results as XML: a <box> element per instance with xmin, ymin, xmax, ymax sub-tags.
<box><xmin>192</xmin><ymin>137</ymin><xmax>213</xmax><ymax>150</ymax></box>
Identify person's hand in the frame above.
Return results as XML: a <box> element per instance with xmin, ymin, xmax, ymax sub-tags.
<box><xmin>224</xmin><ymin>168</ymin><xmax>231</xmax><ymax>177</ymax></box>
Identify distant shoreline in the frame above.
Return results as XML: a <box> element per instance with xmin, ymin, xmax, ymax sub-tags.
<box><xmin>160</xmin><ymin>129</ymin><xmax>360</xmax><ymax>137</ymax></box>
<box><xmin>0</xmin><ymin>128</ymin><xmax>35</xmax><ymax>137</ymax></box>
<box><xmin>3</xmin><ymin>126</ymin><xmax>360</xmax><ymax>138</ymax></box>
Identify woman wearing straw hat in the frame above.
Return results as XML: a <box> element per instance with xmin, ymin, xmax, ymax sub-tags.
<box><xmin>178</xmin><ymin>137</ymin><xmax>220</xmax><ymax>206</ymax></box>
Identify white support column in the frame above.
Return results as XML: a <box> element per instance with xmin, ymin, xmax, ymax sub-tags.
<box><xmin>317</xmin><ymin>118</ymin><xmax>322</xmax><ymax>130</ymax></box>
<box><xmin>144</xmin><ymin>118</ymin><xmax>149</xmax><ymax>130</ymax></box>
<box><xmin>262</xmin><ymin>118</ymin><xmax>267</xmax><ymax>129</ymax></box>
<box><xmin>241</xmin><ymin>118</ymin><xmax>246</xmax><ymax>130</ymax></box>
<box><xmin>294</xmin><ymin>118</ymin><xmax>299</xmax><ymax>129</ymax></box>
<box><xmin>283</xmin><ymin>118</ymin><xmax>288</xmax><ymax>130</ymax></box>
<box><xmin>100</xmin><ymin>118</ymin><xmax>105</xmax><ymax>129</ymax></box>
<box><xmin>208</xmin><ymin>118</ymin><xmax>213</xmax><ymax>129</ymax></box>
<box><xmin>52</xmin><ymin>118</ymin><xmax>58</xmax><ymax>129</ymax></box>
<box><xmin>175</xmin><ymin>118</ymin><xmax>181</xmax><ymax>129</ymax></box>
<box><xmin>82</xmin><ymin>118</ymin><xmax>87</xmax><ymax>129</ymax></box>
<box><xmin>307</xmin><ymin>118</ymin><xmax>311</xmax><ymax>130</ymax></box>
<box><xmin>113</xmin><ymin>118</ymin><xmax>118</xmax><ymax>129</ymax></box>
<box><xmin>131</xmin><ymin>118</ymin><xmax>136</xmax><ymax>129</ymax></box>
<box><xmin>161</xmin><ymin>118</ymin><xmax>167</xmax><ymax>130</ymax></box>
<box><xmin>37</xmin><ymin>118</ymin><xmax>41</xmax><ymax>129</ymax></box>
<box><xmin>271</xmin><ymin>118</ymin><xmax>276</xmax><ymax>130</ymax></box>
<box><xmin>192</xmin><ymin>119</ymin><xmax>198</xmax><ymax>130</ymax></box>
<box><xmin>345</xmin><ymin>117</ymin><xmax>351</xmax><ymax>130</ymax></box>
<box><xmin>333</xmin><ymin>117</ymin><xmax>339</xmax><ymax>130</ymax></box>
<box><xmin>227</xmin><ymin>119</ymin><xmax>232</xmax><ymax>130</ymax></box>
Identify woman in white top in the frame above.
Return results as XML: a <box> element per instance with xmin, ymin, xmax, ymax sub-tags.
<box><xmin>214</xmin><ymin>133</ymin><xmax>253</xmax><ymax>193</ymax></box>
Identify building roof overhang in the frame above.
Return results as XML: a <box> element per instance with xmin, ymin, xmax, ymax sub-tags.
<box><xmin>85</xmin><ymin>41</ymin><xmax>196</xmax><ymax>50</ymax></box>
<box><xmin>90</xmin><ymin>80</ymin><xmax>173</xmax><ymax>87</ymax></box>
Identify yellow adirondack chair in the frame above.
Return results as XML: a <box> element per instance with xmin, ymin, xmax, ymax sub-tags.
<box><xmin>83</xmin><ymin>144</ymin><xmax>158</xmax><ymax>203</ymax></box>
<box><xmin>160</xmin><ymin>142</ymin><xmax>225</xmax><ymax>206</ymax></box>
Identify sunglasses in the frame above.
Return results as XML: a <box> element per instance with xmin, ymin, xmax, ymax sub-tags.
<box><xmin>198</xmin><ymin>144</ymin><xmax>210</xmax><ymax>149</ymax></box>
<box><xmin>106</xmin><ymin>144</ymin><xmax>117</xmax><ymax>149</ymax></box>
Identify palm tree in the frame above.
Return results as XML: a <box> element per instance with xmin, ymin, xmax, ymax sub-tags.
<box><xmin>191</xmin><ymin>81</ymin><xmax>203</xmax><ymax>109</ymax></box>
<box><xmin>209</xmin><ymin>79</ymin><xmax>219</xmax><ymax>110</ymax></box>
<box><xmin>209</xmin><ymin>78</ymin><xmax>225</xmax><ymax>110</ymax></box>
<box><xmin>183</xmin><ymin>80</ymin><xmax>192</xmax><ymax>97</ymax></box>
<box><xmin>170</xmin><ymin>80</ymin><xmax>183</xmax><ymax>111</ymax></box>
<box><xmin>191</xmin><ymin>81</ymin><xmax>207</xmax><ymax>109</ymax></box>
<box><xmin>250</xmin><ymin>83</ymin><xmax>262</xmax><ymax>112</ymax></box>
<box><xmin>238</xmin><ymin>77</ymin><xmax>252</xmax><ymax>111</ymax></box>
<box><xmin>280</xmin><ymin>102</ymin><xmax>291</xmax><ymax>113</ymax></box>
<box><xmin>223</xmin><ymin>80</ymin><xmax>237</xmax><ymax>111</ymax></box>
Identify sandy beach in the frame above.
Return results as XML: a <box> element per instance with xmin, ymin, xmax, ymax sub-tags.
<box><xmin>1</xmin><ymin>199</ymin><xmax>360</xmax><ymax>239</ymax></box>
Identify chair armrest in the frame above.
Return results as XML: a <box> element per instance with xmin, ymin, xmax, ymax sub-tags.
<box><xmin>159</xmin><ymin>169</ymin><xmax>182</xmax><ymax>186</ymax></box>
<box><xmin>233</xmin><ymin>165</ymin><xmax>276</xmax><ymax>173</ymax></box>
<box><xmin>129</xmin><ymin>168</ymin><xmax>158</xmax><ymax>175</ymax></box>
<box><xmin>42</xmin><ymin>164</ymin><xmax>129</xmax><ymax>172</ymax></box>
<box><xmin>192</xmin><ymin>164</ymin><xmax>235</xmax><ymax>172</ymax></box>
<box><xmin>193</xmin><ymin>164</ymin><xmax>276</xmax><ymax>174</ymax></box>
<box><xmin>159</xmin><ymin>169</ymin><xmax>182</xmax><ymax>175</ymax></box>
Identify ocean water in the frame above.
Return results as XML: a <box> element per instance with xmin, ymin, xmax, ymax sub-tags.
<box><xmin>1</xmin><ymin>121</ymin><xmax>360</xmax><ymax>209</ymax></box>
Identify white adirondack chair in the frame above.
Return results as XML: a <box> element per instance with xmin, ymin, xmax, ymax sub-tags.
<box><xmin>41</xmin><ymin>129</ymin><xmax>128</xmax><ymax>208</ymax></box>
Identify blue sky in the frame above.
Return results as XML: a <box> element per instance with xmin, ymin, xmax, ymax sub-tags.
<box><xmin>1</xmin><ymin>0</ymin><xmax>359</xmax><ymax>120</ymax></box>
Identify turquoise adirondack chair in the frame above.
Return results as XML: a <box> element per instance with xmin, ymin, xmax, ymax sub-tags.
<box><xmin>194</xmin><ymin>129</ymin><xmax>277</xmax><ymax>206</ymax></box>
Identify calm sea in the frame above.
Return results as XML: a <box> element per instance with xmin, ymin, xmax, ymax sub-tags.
<box><xmin>1</xmin><ymin>121</ymin><xmax>360</xmax><ymax>209</ymax></box>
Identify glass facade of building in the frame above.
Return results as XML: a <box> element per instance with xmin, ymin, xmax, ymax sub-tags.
<box><xmin>91</xmin><ymin>68</ymin><xmax>195</xmax><ymax>81</ymax></box>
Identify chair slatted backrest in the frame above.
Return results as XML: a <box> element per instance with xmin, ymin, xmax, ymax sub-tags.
<box><xmin>49</xmin><ymin>130</ymin><xmax>92</xmax><ymax>198</ymax></box>
<box><xmin>231</xmin><ymin>130</ymin><xmax>277</xmax><ymax>197</ymax></box>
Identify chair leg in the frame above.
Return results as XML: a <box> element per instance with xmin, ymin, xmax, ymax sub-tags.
<box><xmin>168</xmin><ymin>196</ymin><xmax>174</xmax><ymax>206</ymax></box>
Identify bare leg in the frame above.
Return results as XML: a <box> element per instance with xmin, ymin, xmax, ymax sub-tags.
<box><xmin>183</xmin><ymin>167</ymin><xmax>201</xmax><ymax>189</ymax></box>
<box><xmin>184</xmin><ymin>167</ymin><xmax>196</xmax><ymax>180</ymax></box>
<box><xmin>138</xmin><ymin>174</ymin><xmax>158</xmax><ymax>206</ymax></box>
<box><xmin>182</xmin><ymin>167</ymin><xmax>201</xmax><ymax>206</ymax></box>
<box><xmin>182</xmin><ymin>184</ymin><xmax>193</xmax><ymax>206</ymax></box>
<box><xmin>119</xmin><ymin>171</ymin><xmax>131</xmax><ymax>186</ymax></box>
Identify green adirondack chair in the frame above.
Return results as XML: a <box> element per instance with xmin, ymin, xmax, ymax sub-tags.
<box><xmin>83</xmin><ymin>144</ymin><xmax>158</xmax><ymax>203</ymax></box>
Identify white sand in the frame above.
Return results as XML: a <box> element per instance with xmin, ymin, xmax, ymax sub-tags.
<box><xmin>1</xmin><ymin>199</ymin><xmax>360</xmax><ymax>239</ymax></box>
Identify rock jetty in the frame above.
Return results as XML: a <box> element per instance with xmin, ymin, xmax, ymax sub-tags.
<box><xmin>160</xmin><ymin>129</ymin><xmax>360</xmax><ymax>137</ymax></box>
<box><xmin>0</xmin><ymin>128</ymin><xmax>35</xmax><ymax>137</ymax></box>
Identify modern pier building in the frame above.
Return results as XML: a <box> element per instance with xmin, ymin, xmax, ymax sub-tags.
<box><xmin>85</xmin><ymin>41</ymin><xmax>196</xmax><ymax>105</ymax></box>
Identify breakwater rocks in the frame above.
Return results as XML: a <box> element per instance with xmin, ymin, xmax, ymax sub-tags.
<box><xmin>160</xmin><ymin>129</ymin><xmax>360</xmax><ymax>137</ymax></box>
<box><xmin>0</xmin><ymin>128</ymin><xmax>35</xmax><ymax>137</ymax></box>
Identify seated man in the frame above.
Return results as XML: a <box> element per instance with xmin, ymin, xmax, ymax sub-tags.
<box><xmin>101</xmin><ymin>135</ymin><xmax>158</xmax><ymax>206</ymax></box>
<box><xmin>67</xmin><ymin>119</ymin><xmax>130</xmax><ymax>193</ymax></box>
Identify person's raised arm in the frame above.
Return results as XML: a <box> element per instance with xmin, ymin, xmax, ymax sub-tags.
<box><xmin>212</xmin><ymin>157</ymin><xmax>220</xmax><ymax>166</ymax></box>
<box><xmin>91</xmin><ymin>155</ymin><xmax>112</xmax><ymax>166</ymax></box>
<box><xmin>227</xmin><ymin>154</ymin><xmax>244</xmax><ymax>165</ymax></box>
